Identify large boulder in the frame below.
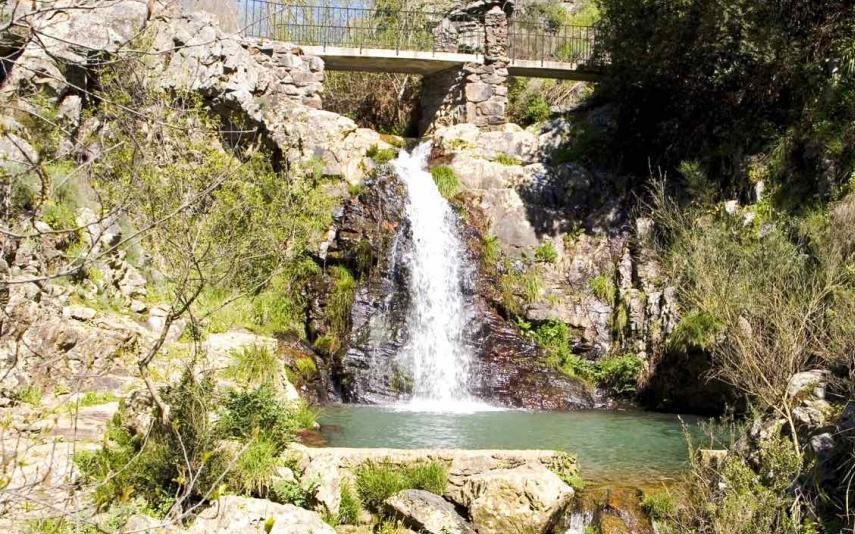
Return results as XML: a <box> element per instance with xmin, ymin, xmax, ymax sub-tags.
<box><xmin>1</xmin><ymin>0</ymin><xmax>153</xmax><ymax>96</ymax></box>
<box><xmin>385</xmin><ymin>489</ymin><xmax>476</xmax><ymax>534</ymax></box>
<box><xmin>186</xmin><ymin>496</ymin><xmax>335</xmax><ymax>534</ymax></box>
<box><xmin>450</xmin><ymin>463</ymin><xmax>574</xmax><ymax>534</ymax></box>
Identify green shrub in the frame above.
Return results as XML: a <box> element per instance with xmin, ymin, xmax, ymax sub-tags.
<box><xmin>589</xmin><ymin>274</ymin><xmax>616</xmax><ymax>303</ymax></box>
<box><xmin>13</xmin><ymin>385</ymin><xmax>43</xmax><ymax>406</ymax></box>
<box><xmin>534</xmin><ymin>242</ymin><xmax>558</xmax><ymax>263</ymax></box>
<box><xmin>494</xmin><ymin>153</ymin><xmax>522</xmax><ymax>166</ymax></box>
<box><xmin>355</xmin><ymin>461</ymin><xmax>447</xmax><ymax>510</ymax></box>
<box><xmin>668</xmin><ymin>310</ymin><xmax>721</xmax><ymax>352</ymax></box>
<box><xmin>500</xmin><ymin>266</ymin><xmax>544</xmax><ymax>315</ymax></box>
<box><xmin>270</xmin><ymin>479</ymin><xmax>315</xmax><ymax>508</ymax></box>
<box><xmin>367</xmin><ymin>145</ymin><xmax>397</xmax><ymax>164</ymax></box>
<box><xmin>218</xmin><ymin>385</ymin><xmax>300</xmax><ymax>452</ymax></box>
<box><xmin>42</xmin><ymin>200</ymin><xmax>78</xmax><ymax>231</ymax></box>
<box><xmin>430</xmin><ymin>166</ymin><xmax>459</xmax><ymax>199</ymax></box>
<box><xmin>642</xmin><ymin>490</ymin><xmax>676</xmax><ymax>520</ymax></box>
<box><xmin>290</xmin><ymin>356</ymin><xmax>318</xmax><ymax>383</ymax></box>
<box><xmin>671</xmin><ymin>435</ymin><xmax>806</xmax><ymax>533</ymax></box>
<box><xmin>523</xmin><ymin>94</ymin><xmax>551</xmax><ymax>125</ymax></box>
<box><xmin>338</xmin><ymin>483</ymin><xmax>362</xmax><ymax>525</ymax></box>
<box><xmin>10</xmin><ymin>173</ymin><xmax>40</xmax><ymax>212</ymax></box>
<box><xmin>225</xmin><ymin>344</ymin><xmax>280</xmax><ymax>387</ymax></box>
<box><xmin>76</xmin><ymin>374</ymin><xmax>217</xmax><ymax>512</ymax></box>
<box><xmin>229</xmin><ymin>437</ymin><xmax>280</xmax><ymax>496</ymax></box>
<box><xmin>324</xmin><ymin>265</ymin><xmax>356</xmax><ymax>354</ymax></box>
<box><xmin>348</xmin><ymin>183</ymin><xmax>366</xmax><ymax>197</ymax></box>
<box><xmin>595</xmin><ymin>354</ymin><xmax>643</xmax><ymax>394</ymax></box>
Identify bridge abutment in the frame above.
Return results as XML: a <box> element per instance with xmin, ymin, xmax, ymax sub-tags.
<box><xmin>419</xmin><ymin>4</ymin><xmax>511</xmax><ymax>134</ymax></box>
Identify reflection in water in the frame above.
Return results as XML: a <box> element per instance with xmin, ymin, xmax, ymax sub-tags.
<box><xmin>320</xmin><ymin>405</ymin><xmax>712</xmax><ymax>484</ymax></box>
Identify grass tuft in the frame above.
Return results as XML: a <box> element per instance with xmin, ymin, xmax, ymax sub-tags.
<box><xmin>430</xmin><ymin>166</ymin><xmax>459</xmax><ymax>199</ymax></box>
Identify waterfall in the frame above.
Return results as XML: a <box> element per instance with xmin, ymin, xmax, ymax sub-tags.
<box><xmin>392</xmin><ymin>142</ymin><xmax>477</xmax><ymax>411</ymax></box>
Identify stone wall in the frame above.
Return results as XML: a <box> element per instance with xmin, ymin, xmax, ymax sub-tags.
<box><xmin>419</xmin><ymin>66</ymin><xmax>467</xmax><ymax>134</ymax></box>
<box><xmin>241</xmin><ymin>39</ymin><xmax>325</xmax><ymax>109</ymax></box>
<box><xmin>419</xmin><ymin>3</ymin><xmax>510</xmax><ymax>133</ymax></box>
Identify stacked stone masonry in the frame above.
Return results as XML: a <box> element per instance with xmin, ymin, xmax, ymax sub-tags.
<box><xmin>420</xmin><ymin>3</ymin><xmax>511</xmax><ymax>133</ymax></box>
<box><xmin>242</xmin><ymin>39</ymin><xmax>325</xmax><ymax>109</ymax></box>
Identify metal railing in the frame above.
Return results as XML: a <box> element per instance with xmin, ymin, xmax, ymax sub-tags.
<box><xmin>240</xmin><ymin>0</ymin><xmax>447</xmax><ymax>53</ymax></box>
<box><xmin>238</xmin><ymin>0</ymin><xmax>599</xmax><ymax>66</ymax></box>
<box><xmin>508</xmin><ymin>19</ymin><xmax>598</xmax><ymax>66</ymax></box>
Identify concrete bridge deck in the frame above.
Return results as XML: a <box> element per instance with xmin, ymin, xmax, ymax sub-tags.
<box><xmin>302</xmin><ymin>46</ymin><xmax>602</xmax><ymax>81</ymax></box>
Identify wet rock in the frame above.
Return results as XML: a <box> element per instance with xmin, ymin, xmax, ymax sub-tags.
<box><xmin>333</xmin><ymin>170</ymin><xmax>596</xmax><ymax>409</ymax></box>
<box><xmin>186</xmin><ymin>496</ymin><xmax>335</xmax><ymax>533</ymax></box>
<box><xmin>385</xmin><ymin>489</ymin><xmax>476</xmax><ymax>534</ymax></box>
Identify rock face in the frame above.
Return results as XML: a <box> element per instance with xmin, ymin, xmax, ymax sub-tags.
<box><xmin>187</xmin><ymin>496</ymin><xmax>335</xmax><ymax>534</ymax></box>
<box><xmin>148</xmin><ymin>11</ymin><xmax>386</xmax><ymax>184</ymax></box>
<box><xmin>385</xmin><ymin>489</ymin><xmax>476</xmax><ymax>534</ymax></box>
<box><xmin>321</xmin><ymin>167</ymin><xmax>596</xmax><ymax>409</ymax></box>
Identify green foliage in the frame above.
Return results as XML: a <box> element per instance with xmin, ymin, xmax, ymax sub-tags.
<box><xmin>76</xmin><ymin>367</ymin><xmax>317</xmax><ymax>514</ymax></box>
<box><xmin>355</xmin><ymin>461</ymin><xmax>447</xmax><ymax>510</ymax></box>
<box><xmin>77</xmin><ymin>391</ymin><xmax>119</xmax><ymax>407</ymax></box>
<box><xmin>289</xmin><ymin>355</ymin><xmax>318</xmax><ymax>384</ymax></box>
<box><xmin>270</xmin><ymin>478</ymin><xmax>315</xmax><ymax>508</ymax></box>
<box><xmin>589</xmin><ymin>274</ymin><xmax>616</xmax><ymax>303</ymax></box>
<box><xmin>224</xmin><ymin>345</ymin><xmax>280</xmax><ymax>388</ymax></box>
<box><xmin>75</xmin><ymin>373</ymin><xmax>215</xmax><ymax>512</ymax></box>
<box><xmin>494</xmin><ymin>153</ymin><xmax>522</xmax><ymax>166</ymax></box>
<box><xmin>670</xmin><ymin>435</ymin><xmax>807</xmax><ymax>533</ymax></box>
<box><xmin>367</xmin><ymin>145</ymin><xmax>398</xmax><ymax>164</ymax></box>
<box><xmin>13</xmin><ymin>384</ymin><xmax>43</xmax><ymax>406</ymax></box>
<box><xmin>520</xmin><ymin>320</ymin><xmax>643</xmax><ymax>394</ymax></box>
<box><xmin>565</xmin><ymin>1</ymin><xmax>600</xmax><ymax>26</ymax></box>
<box><xmin>218</xmin><ymin>385</ymin><xmax>305</xmax><ymax>452</ymax></box>
<box><xmin>668</xmin><ymin>310</ymin><xmax>721</xmax><ymax>352</ymax></box>
<box><xmin>481</xmin><ymin>235</ymin><xmax>502</xmax><ymax>267</ymax></box>
<box><xmin>534</xmin><ymin>241</ymin><xmax>558</xmax><ymax>263</ymax></box>
<box><xmin>230</xmin><ymin>437</ymin><xmax>281</xmax><ymax>496</ymax></box>
<box><xmin>521</xmin><ymin>94</ymin><xmax>551</xmax><ymax>125</ymax></box>
<box><xmin>430</xmin><ymin>166</ymin><xmax>459</xmax><ymax>199</ymax></box>
<box><xmin>642</xmin><ymin>491</ymin><xmax>676</xmax><ymax>520</ymax></box>
<box><xmin>596</xmin><ymin>354</ymin><xmax>644</xmax><ymax>394</ymax></box>
<box><xmin>323</xmin><ymin>265</ymin><xmax>356</xmax><ymax>355</ymax></box>
<box><xmin>518</xmin><ymin>0</ymin><xmax>569</xmax><ymax>31</ymax></box>
<box><xmin>42</xmin><ymin>200</ymin><xmax>77</xmax><ymax>232</ymax></box>
<box><xmin>338</xmin><ymin>483</ymin><xmax>362</xmax><ymax>525</ymax></box>
<box><xmin>500</xmin><ymin>265</ymin><xmax>543</xmax><ymax>315</ymax></box>
<box><xmin>596</xmin><ymin>0</ymin><xmax>854</xmax><ymax>200</ymax></box>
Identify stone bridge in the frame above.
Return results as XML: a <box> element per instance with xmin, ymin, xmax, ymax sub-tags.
<box><xmin>237</xmin><ymin>0</ymin><xmax>603</xmax><ymax>132</ymax></box>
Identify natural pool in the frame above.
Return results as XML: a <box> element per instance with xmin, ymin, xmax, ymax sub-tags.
<box><xmin>319</xmin><ymin>404</ymin><xmax>714</xmax><ymax>485</ymax></box>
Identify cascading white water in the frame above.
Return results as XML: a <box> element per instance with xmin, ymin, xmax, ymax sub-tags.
<box><xmin>392</xmin><ymin>142</ymin><xmax>477</xmax><ymax>411</ymax></box>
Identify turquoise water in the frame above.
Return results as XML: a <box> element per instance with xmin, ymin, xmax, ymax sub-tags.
<box><xmin>319</xmin><ymin>405</ymin><xmax>712</xmax><ymax>484</ymax></box>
